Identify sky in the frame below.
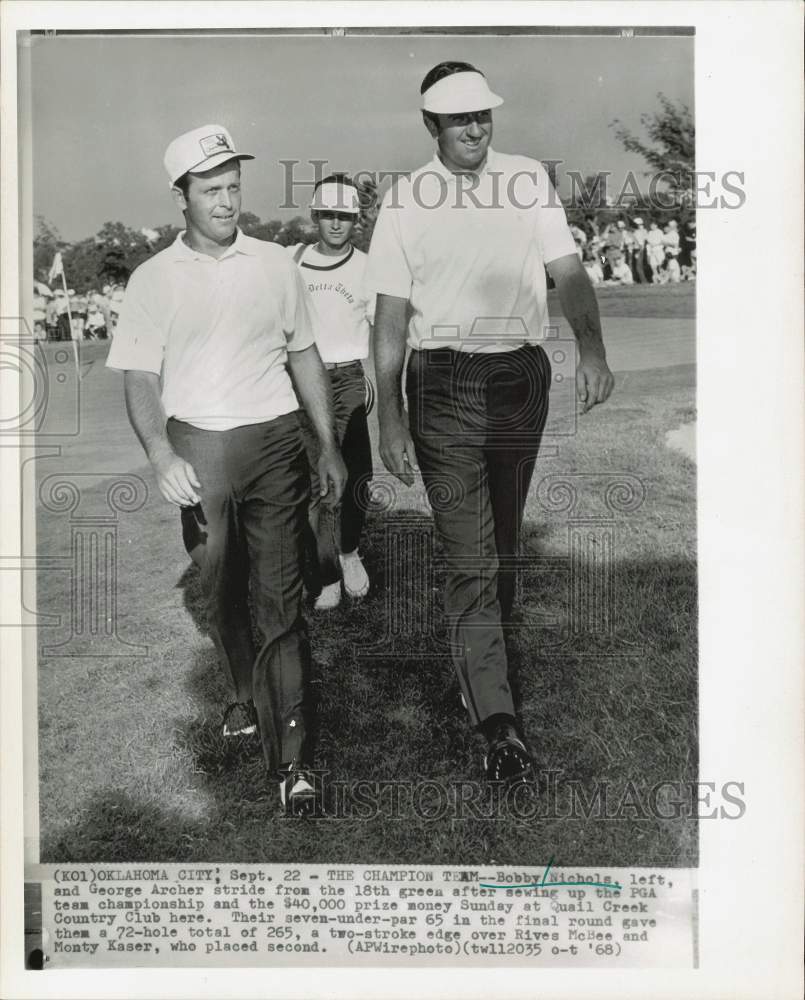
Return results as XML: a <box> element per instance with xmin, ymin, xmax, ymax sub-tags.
<box><xmin>28</xmin><ymin>31</ymin><xmax>693</xmax><ymax>241</ymax></box>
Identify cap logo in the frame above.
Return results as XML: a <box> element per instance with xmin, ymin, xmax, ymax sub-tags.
<box><xmin>199</xmin><ymin>133</ymin><xmax>232</xmax><ymax>156</ymax></box>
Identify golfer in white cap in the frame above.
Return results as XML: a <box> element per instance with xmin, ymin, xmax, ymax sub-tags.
<box><xmin>288</xmin><ymin>175</ymin><xmax>374</xmax><ymax>611</ymax></box>
<box><xmin>365</xmin><ymin>62</ymin><xmax>614</xmax><ymax>785</ymax></box>
<box><xmin>106</xmin><ymin>123</ymin><xmax>346</xmax><ymax>814</ymax></box>
<box><xmin>631</xmin><ymin>217</ymin><xmax>648</xmax><ymax>283</ymax></box>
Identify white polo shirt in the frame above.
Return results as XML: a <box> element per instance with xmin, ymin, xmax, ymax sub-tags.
<box><xmin>363</xmin><ymin>148</ymin><xmax>576</xmax><ymax>353</ymax></box>
<box><xmin>106</xmin><ymin>230</ymin><xmax>314</xmax><ymax>431</ymax></box>
<box><xmin>287</xmin><ymin>243</ymin><xmax>372</xmax><ymax>363</ymax></box>
<box><xmin>610</xmin><ymin>260</ymin><xmax>634</xmax><ymax>285</ymax></box>
<box><xmin>662</xmin><ymin>228</ymin><xmax>681</xmax><ymax>256</ymax></box>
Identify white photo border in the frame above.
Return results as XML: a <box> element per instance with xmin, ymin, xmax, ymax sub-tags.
<box><xmin>1</xmin><ymin>2</ymin><xmax>802</xmax><ymax>999</ymax></box>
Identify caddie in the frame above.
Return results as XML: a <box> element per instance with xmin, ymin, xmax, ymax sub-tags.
<box><xmin>288</xmin><ymin>175</ymin><xmax>374</xmax><ymax>610</ymax></box>
<box><xmin>365</xmin><ymin>62</ymin><xmax>614</xmax><ymax>784</ymax></box>
<box><xmin>106</xmin><ymin>124</ymin><xmax>346</xmax><ymax>814</ymax></box>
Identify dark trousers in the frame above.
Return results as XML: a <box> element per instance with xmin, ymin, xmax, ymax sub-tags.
<box><xmin>56</xmin><ymin>314</ymin><xmax>72</xmax><ymax>341</ymax></box>
<box><xmin>299</xmin><ymin>362</ymin><xmax>373</xmax><ymax>588</ymax></box>
<box><xmin>633</xmin><ymin>247</ymin><xmax>647</xmax><ymax>284</ymax></box>
<box><xmin>406</xmin><ymin>344</ymin><xmax>551</xmax><ymax>727</ymax></box>
<box><xmin>167</xmin><ymin>413</ymin><xmax>311</xmax><ymax>771</ymax></box>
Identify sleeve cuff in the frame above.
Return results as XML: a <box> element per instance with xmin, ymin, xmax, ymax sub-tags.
<box><xmin>105</xmin><ymin>351</ymin><xmax>163</xmax><ymax>375</ymax></box>
<box><xmin>285</xmin><ymin>329</ymin><xmax>315</xmax><ymax>352</ymax></box>
<box><xmin>367</xmin><ymin>284</ymin><xmax>411</xmax><ymax>301</ymax></box>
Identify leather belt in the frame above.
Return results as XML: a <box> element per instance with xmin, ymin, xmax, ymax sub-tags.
<box><xmin>323</xmin><ymin>360</ymin><xmax>361</xmax><ymax>371</ymax></box>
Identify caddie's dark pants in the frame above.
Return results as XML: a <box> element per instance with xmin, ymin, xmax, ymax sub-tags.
<box><xmin>56</xmin><ymin>315</ymin><xmax>72</xmax><ymax>342</ymax></box>
<box><xmin>406</xmin><ymin>344</ymin><xmax>551</xmax><ymax>727</ymax></box>
<box><xmin>631</xmin><ymin>247</ymin><xmax>647</xmax><ymax>284</ymax></box>
<box><xmin>167</xmin><ymin>413</ymin><xmax>310</xmax><ymax>772</ymax></box>
<box><xmin>298</xmin><ymin>362</ymin><xmax>373</xmax><ymax>589</ymax></box>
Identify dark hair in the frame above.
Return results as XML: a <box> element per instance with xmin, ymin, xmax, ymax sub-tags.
<box><xmin>420</xmin><ymin>61</ymin><xmax>482</xmax><ymax>129</ymax></box>
<box><xmin>313</xmin><ymin>173</ymin><xmax>358</xmax><ymax>193</ymax></box>
<box><xmin>420</xmin><ymin>60</ymin><xmax>480</xmax><ymax>95</ymax></box>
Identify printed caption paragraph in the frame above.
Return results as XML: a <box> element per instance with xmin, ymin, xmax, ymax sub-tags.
<box><xmin>31</xmin><ymin>864</ymin><xmax>697</xmax><ymax>968</ymax></box>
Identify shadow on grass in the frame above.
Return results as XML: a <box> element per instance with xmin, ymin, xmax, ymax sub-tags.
<box><xmin>176</xmin><ymin>561</ymin><xmax>209</xmax><ymax>637</ymax></box>
<box><xmin>43</xmin><ymin>505</ymin><xmax>698</xmax><ymax>868</ymax></box>
<box><xmin>44</xmin><ymin>790</ymin><xmax>213</xmax><ymax>862</ymax></box>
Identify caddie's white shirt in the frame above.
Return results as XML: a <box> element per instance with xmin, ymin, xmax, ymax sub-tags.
<box><xmin>287</xmin><ymin>243</ymin><xmax>372</xmax><ymax>363</ymax></box>
<box><xmin>106</xmin><ymin>230</ymin><xmax>314</xmax><ymax>431</ymax></box>
<box><xmin>363</xmin><ymin>148</ymin><xmax>577</xmax><ymax>353</ymax></box>
<box><xmin>662</xmin><ymin>229</ymin><xmax>681</xmax><ymax>255</ymax></box>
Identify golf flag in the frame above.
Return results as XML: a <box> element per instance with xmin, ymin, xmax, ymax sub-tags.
<box><xmin>48</xmin><ymin>252</ymin><xmax>64</xmax><ymax>284</ymax></box>
<box><xmin>48</xmin><ymin>252</ymin><xmax>82</xmax><ymax>380</ymax></box>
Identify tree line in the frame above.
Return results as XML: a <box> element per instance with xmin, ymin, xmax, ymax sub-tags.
<box><xmin>33</xmin><ymin>96</ymin><xmax>693</xmax><ymax>293</ymax></box>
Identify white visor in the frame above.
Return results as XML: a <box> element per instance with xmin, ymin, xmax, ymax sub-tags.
<box><xmin>310</xmin><ymin>182</ymin><xmax>360</xmax><ymax>214</ymax></box>
<box><xmin>421</xmin><ymin>71</ymin><xmax>504</xmax><ymax>114</ymax></box>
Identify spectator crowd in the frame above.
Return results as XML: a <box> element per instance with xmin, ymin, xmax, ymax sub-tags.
<box><xmin>570</xmin><ymin>215</ymin><xmax>697</xmax><ymax>288</ymax></box>
<box><xmin>33</xmin><ymin>283</ymin><xmax>127</xmax><ymax>342</ymax></box>
<box><xmin>32</xmin><ymin>213</ymin><xmax>697</xmax><ymax>341</ymax></box>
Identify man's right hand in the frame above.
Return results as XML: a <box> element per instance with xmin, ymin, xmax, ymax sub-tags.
<box><xmin>151</xmin><ymin>450</ymin><xmax>201</xmax><ymax>507</ymax></box>
<box><xmin>378</xmin><ymin>415</ymin><xmax>419</xmax><ymax>487</ymax></box>
<box><xmin>317</xmin><ymin>442</ymin><xmax>348</xmax><ymax>506</ymax></box>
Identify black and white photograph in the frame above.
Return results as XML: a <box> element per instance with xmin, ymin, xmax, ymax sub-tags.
<box><xmin>1</xmin><ymin>2</ymin><xmax>802</xmax><ymax>998</ymax></box>
<box><xmin>25</xmin><ymin>22</ymin><xmax>701</xmax><ymax>863</ymax></box>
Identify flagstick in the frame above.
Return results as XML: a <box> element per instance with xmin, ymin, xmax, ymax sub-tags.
<box><xmin>58</xmin><ymin>268</ymin><xmax>81</xmax><ymax>381</ymax></box>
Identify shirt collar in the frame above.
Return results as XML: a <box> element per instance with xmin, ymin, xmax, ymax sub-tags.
<box><xmin>428</xmin><ymin>146</ymin><xmax>497</xmax><ymax>183</ymax></box>
<box><xmin>169</xmin><ymin>227</ymin><xmax>256</xmax><ymax>262</ymax></box>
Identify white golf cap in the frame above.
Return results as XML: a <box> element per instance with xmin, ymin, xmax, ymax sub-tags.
<box><xmin>633</xmin><ymin>217</ymin><xmax>644</xmax><ymax>225</ymax></box>
<box><xmin>310</xmin><ymin>180</ymin><xmax>361</xmax><ymax>214</ymax></box>
<box><xmin>421</xmin><ymin>70</ymin><xmax>503</xmax><ymax>114</ymax></box>
<box><xmin>163</xmin><ymin>124</ymin><xmax>254</xmax><ymax>187</ymax></box>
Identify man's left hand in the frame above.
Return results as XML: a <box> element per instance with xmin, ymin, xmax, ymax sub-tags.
<box><xmin>576</xmin><ymin>354</ymin><xmax>615</xmax><ymax>413</ymax></box>
<box><xmin>318</xmin><ymin>444</ymin><xmax>348</xmax><ymax>505</ymax></box>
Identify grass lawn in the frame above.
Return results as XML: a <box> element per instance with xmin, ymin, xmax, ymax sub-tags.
<box><xmin>35</xmin><ymin>287</ymin><xmax>697</xmax><ymax>866</ymax></box>
<box><xmin>548</xmin><ymin>280</ymin><xmax>695</xmax><ymax>319</ymax></box>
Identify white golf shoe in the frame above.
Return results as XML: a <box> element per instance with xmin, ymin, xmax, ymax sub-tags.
<box><xmin>339</xmin><ymin>550</ymin><xmax>370</xmax><ymax>599</ymax></box>
<box><xmin>314</xmin><ymin>580</ymin><xmax>342</xmax><ymax>610</ymax></box>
